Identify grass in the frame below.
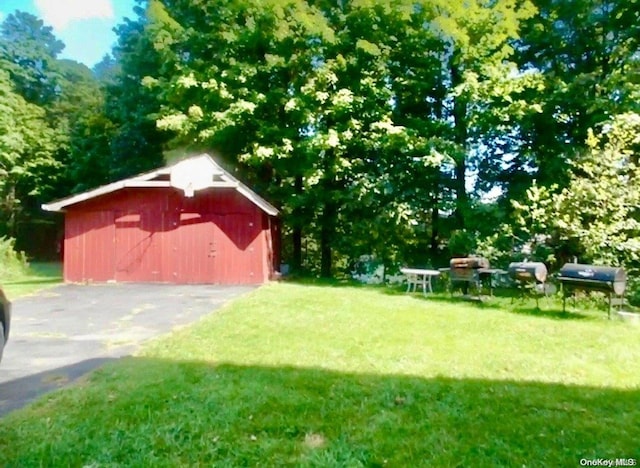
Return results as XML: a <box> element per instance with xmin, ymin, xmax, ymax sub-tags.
<box><xmin>1</xmin><ymin>262</ymin><xmax>63</xmax><ymax>298</ymax></box>
<box><xmin>1</xmin><ymin>281</ymin><xmax>639</xmax><ymax>466</ymax></box>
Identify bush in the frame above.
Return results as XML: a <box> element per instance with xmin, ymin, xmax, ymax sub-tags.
<box><xmin>0</xmin><ymin>236</ymin><xmax>29</xmax><ymax>279</ymax></box>
<box><xmin>624</xmin><ymin>270</ymin><xmax>640</xmax><ymax>308</ymax></box>
<box><xmin>448</xmin><ymin>230</ymin><xmax>476</xmax><ymax>257</ymax></box>
<box><xmin>475</xmin><ymin>225</ymin><xmax>559</xmax><ymax>271</ymax></box>
<box><xmin>475</xmin><ymin>229</ymin><xmax>518</xmax><ymax>269</ymax></box>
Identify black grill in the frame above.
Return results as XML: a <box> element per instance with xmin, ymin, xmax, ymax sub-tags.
<box><xmin>508</xmin><ymin>262</ymin><xmax>548</xmax><ymax>284</ymax></box>
<box><xmin>508</xmin><ymin>262</ymin><xmax>549</xmax><ymax>307</ymax></box>
<box><xmin>558</xmin><ymin>263</ymin><xmax>626</xmax><ymax>294</ymax></box>
<box><xmin>558</xmin><ymin>263</ymin><xmax>626</xmax><ymax>317</ymax></box>
<box><xmin>448</xmin><ymin>257</ymin><xmax>490</xmax><ymax>297</ymax></box>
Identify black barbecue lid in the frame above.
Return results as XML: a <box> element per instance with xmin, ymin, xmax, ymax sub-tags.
<box><xmin>558</xmin><ymin>263</ymin><xmax>626</xmax><ymax>283</ymax></box>
<box><xmin>508</xmin><ymin>261</ymin><xmax>547</xmax><ymax>270</ymax></box>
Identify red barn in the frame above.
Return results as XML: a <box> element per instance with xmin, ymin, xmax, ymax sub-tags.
<box><xmin>42</xmin><ymin>154</ymin><xmax>280</xmax><ymax>284</ymax></box>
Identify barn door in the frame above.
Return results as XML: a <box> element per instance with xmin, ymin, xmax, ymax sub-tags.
<box><xmin>209</xmin><ymin>214</ymin><xmax>263</xmax><ymax>284</ymax></box>
<box><xmin>166</xmin><ymin>213</ymin><xmax>262</xmax><ymax>284</ymax></box>
<box><xmin>114</xmin><ymin>211</ymin><xmax>163</xmax><ymax>282</ymax></box>
<box><xmin>166</xmin><ymin>212</ymin><xmax>218</xmax><ymax>283</ymax></box>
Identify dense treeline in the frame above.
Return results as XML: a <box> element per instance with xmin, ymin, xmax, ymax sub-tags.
<box><xmin>0</xmin><ymin>0</ymin><xmax>638</xmax><ymax>280</ymax></box>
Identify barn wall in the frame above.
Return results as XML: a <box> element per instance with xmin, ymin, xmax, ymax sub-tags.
<box><xmin>65</xmin><ymin>211</ymin><xmax>115</xmax><ymax>282</ymax></box>
<box><xmin>63</xmin><ymin>187</ymin><xmax>276</xmax><ymax>284</ymax></box>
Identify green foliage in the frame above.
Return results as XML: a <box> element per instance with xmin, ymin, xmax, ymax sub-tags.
<box><xmin>624</xmin><ymin>272</ymin><xmax>640</xmax><ymax>307</ymax></box>
<box><xmin>0</xmin><ymin>235</ymin><xmax>29</xmax><ymax>278</ymax></box>
<box><xmin>513</xmin><ymin>112</ymin><xmax>640</xmax><ymax>268</ymax></box>
<box><xmin>0</xmin><ymin>0</ymin><xmax>639</xmax><ymax>273</ymax></box>
<box><xmin>475</xmin><ymin>226</ymin><xmax>518</xmax><ymax>268</ymax></box>
<box><xmin>507</xmin><ymin>0</ymin><xmax>640</xmax><ymax>195</ymax></box>
<box><xmin>0</xmin><ymin>70</ymin><xmax>60</xmax><ymax>237</ymax></box>
<box><xmin>0</xmin><ymin>11</ymin><xmax>64</xmax><ymax>106</ymax></box>
<box><xmin>145</xmin><ymin>0</ymin><xmax>539</xmax><ymax>275</ymax></box>
<box><xmin>105</xmin><ymin>5</ymin><xmax>169</xmax><ymax>180</ymax></box>
<box><xmin>0</xmin><ymin>12</ymin><xmax>101</xmax><ymax>257</ymax></box>
<box><xmin>448</xmin><ymin>229</ymin><xmax>476</xmax><ymax>257</ymax></box>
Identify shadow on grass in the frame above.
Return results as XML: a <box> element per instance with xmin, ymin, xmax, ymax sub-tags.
<box><xmin>2</xmin><ymin>278</ymin><xmax>62</xmax><ymax>286</ymax></box>
<box><xmin>283</xmin><ymin>277</ymin><xmax>602</xmax><ymax>321</ymax></box>
<box><xmin>0</xmin><ymin>358</ymin><xmax>638</xmax><ymax>466</ymax></box>
<box><xmin>27</xmin><ymin>262</ymin><xmax>62</xmax><ymax>275</ymax></box>
<box><xmin>508</xmin><ymin>305</ymin><xmax>591</xmax><ymax>320</ymax></box>
<box><xmin>281</xmin><ymin>276</ymin><xmax>369</xmax><ymax>289</ymax></box>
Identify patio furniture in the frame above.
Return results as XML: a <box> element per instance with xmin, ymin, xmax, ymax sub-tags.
<box><xmin>400</xmin><ymin>268</ymin><xmax>440</xmax><ymax>295</ymax></box>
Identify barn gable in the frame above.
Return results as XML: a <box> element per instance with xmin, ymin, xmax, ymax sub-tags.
<box><xmin>43</xmin><ymin>154</ymin><xmax>280</xmax><ymax>285</ymax></box>
<box><xmin>42</xmin><ymin>154</ymin><xmax>278</xmax><ymax>216</ymax></box>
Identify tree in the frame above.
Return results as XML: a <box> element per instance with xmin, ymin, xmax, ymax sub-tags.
<box><xmin>424</xmin><ymin>0</ymin><xmax>538</xmax><ymax>229</ymax></box>
<box><xmin>152</xmin><ymin>0</ymin><xmax>447</xmax><ymax>276</ymax></box>
<box><xmin>57</xmin><ymin>60</ymin><xmax>115</xmax><ymax>193</ymax></box>
<box><xmin>143</xmin><ymin>0</ymin><xmax>546</xmax><ymax>276</ymax></box>
<box><xmin>0</xmin><ymin>70</ymin><xmax>59</xmax><ymax>237</ymax></box>
<box><xmin>93</xmin><ymin>54</ymin><xmax>119</xmax><ymax>84</ymax></box>
<box><xmin>104</xmin><ymin>1</ymin><xmax>170</xmax><ymax>180</ymax></box>
<box><xmin>0</xmin><ymin>11</ymin><xmax>116</xmax><ymax>257</ymax></box>
<box><xmin>511</xmin><ymin>0</ymin><xmax>640</xmax><ymax>194</ymax></box>
<box><xmin>513</xmin><ymin>112</ymin><xmax>640</xmax><ymax>267</ymax></box>
<box><xmin>0</xmin><ymin>11</ymin><xmax>64</xmax><ymax>106</ymax></box>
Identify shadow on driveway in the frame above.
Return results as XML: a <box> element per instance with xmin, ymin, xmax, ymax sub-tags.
<box><xmin>0</xmin><ymin>283</ymin><xmax>255</xmax><ymax>416</ymax></box>
<box><xmin>0</xmin><ymin>358</ymin><xmax>120</xmax><ymax>416</ymax></box>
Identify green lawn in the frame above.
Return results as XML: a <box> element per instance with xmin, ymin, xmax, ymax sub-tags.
<box><xmin>1</xmin><ymin>262</ymin><xmax>62</xmax><ymax>298</ymax></box>
<box><xmin>1</xmin><ymin>282</ymin><xmax>639</xmax><ymax>466</ymax></box>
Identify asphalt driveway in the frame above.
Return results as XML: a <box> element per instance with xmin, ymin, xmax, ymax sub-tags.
<box><xmin>0</xmin><ymin>283</ymin><xmax>255</xmax><ymax>416</ymax></box>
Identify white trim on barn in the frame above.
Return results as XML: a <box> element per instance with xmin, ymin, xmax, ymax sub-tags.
<box><xmin>42</xmin><ymin>154</ymin><xmax>279</xmax><ymax>216</ymax></box>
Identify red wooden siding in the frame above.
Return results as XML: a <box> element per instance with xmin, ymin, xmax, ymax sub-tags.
<box><xmin>63</xmin><ymin>187</ymin><xmax>276</xmax><ymax>284</ymax></box>
<box><xmin>64</xmin><ymin>211</ymin><xmax>115</xmax><ymax>282</ymax></box>
<box><xmin>114</xmin><ymin>211</ymin><xmax>164</xmax><ymax>282</ymax></box>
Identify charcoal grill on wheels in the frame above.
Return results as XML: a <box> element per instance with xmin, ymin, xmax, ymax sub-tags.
<box><xmin>508</xmin><ymin>262</ymin><xmax>548</xmax><ymax>307</ymax></box>
<box><xmin>558</xmin><ymin>263</ymin><xmax>626</xmax><ymax>318</ymax></box>
<box><xmin>449</xmin><ymin>257</ymin><xmax>490</xmax><ymax>298</ymax></box>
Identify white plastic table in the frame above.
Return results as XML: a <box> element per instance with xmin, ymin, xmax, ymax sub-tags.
<box><xmin>400</xmin><ymin>268</ymin><xmax>441</xmax><ymax>295</ymax></box>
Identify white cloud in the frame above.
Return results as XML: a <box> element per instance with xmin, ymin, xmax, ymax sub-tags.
<box><xmin>35</xmin><ymin>0</ymin><xmax>114</xmax><ymax>30</ymax></box>
<box><xmin>0</xmin><ymin>12</ymin><xmax>5</xmax><ymax>23</ymax></box>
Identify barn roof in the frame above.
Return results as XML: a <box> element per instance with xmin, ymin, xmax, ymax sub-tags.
<box><xmin>42</xmin><ymin>154</ymin><xmax>279</xmax><ymax>216</ymax></box>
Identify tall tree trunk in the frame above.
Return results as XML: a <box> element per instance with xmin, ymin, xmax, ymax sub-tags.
<box><xmin>7</xmin><ymin>185</ymin><xmax>17</xmax><ymax>238</ymax></box>
<box><xmin>430</xmin><ymin>88</ymin><xmax>444</xmax><ymax>258</ymax></box>
<box><xmin>320</xmin><ymin>199</ymin><xmax>336</xmax><ymax>278</ymax></box>
<box><xmin>430</xmin><ymin>181</ymin><xmax>439</xmax><ymax>259</ymax></box>
<box><xmin>291</xmin><ymin>175</ymin><xmax>303</xmax><ymax>272</ymax></box>
<box><xmin>451</xmin><ymin>59</ymin><xmax>468</xmax><ymax>229</ymax></box>
<box><xmin>453</xmin><ymin>158</ymin><xmax>467</xmax><ymax>229</ymax></box>
<box><xmin>320</xmin><ymin>149</ymin><xmax>337</xmax><ymax>278</ymax></box>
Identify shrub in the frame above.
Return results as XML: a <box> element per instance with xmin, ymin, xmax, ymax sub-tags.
<box><xmin>624</xmin><ymin>270</ymin><xmax>640</xmax><ymax>308</ymax></box>
<box><xmin>0</xmin><ymin>236</ymin><xmax>29</xmax><ymax>279</ymax></box>
<box><xmin>448</xmin><ymin>230</ymin><xmax>476</xmax><ymax>257</ymax></box>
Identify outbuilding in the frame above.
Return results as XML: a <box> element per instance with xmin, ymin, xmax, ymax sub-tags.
<box><xmin>42</xmin><ymin>154</ymin><xmax>280</xmax><ymax>284</ymax></box>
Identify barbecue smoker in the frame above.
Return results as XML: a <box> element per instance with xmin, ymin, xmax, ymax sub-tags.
<box><xmin>508</xmin><ymin>262</ymin><xmax>548</xmax><ymax>307</ymax></box>
<box><xmin>558</xmin><ymin>263</ymin><xmax>626</xmax><ymax>318</ymax></box>
<box><xmin>508</xmin><ymin>262</ymin><xmax>548</xmax><ymax>284</ymax></box>
<box><xmin>449</xmin><ymin>257</ymin><xmax>490</xmax><ymax>297</ymax></box>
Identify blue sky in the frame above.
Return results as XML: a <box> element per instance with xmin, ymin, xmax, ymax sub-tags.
<box><xmin>0</xmin><ymin>0</ymin><xmax>137</xmax><ymax>67</ymax></box>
